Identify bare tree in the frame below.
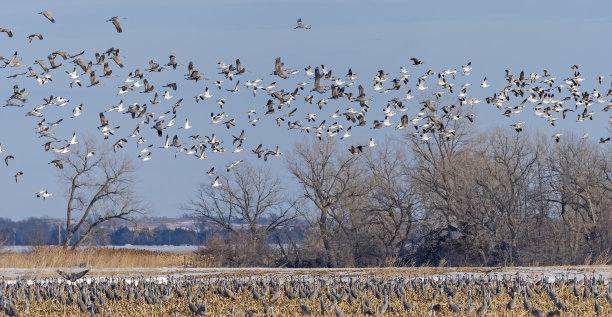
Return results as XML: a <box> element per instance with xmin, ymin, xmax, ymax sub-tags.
<box><xmin>469</xmin><ymin>129</ymin><xmax>549</xmax><ymax>265</ymax></box>
<box><xmin>362</xmin><ymin>139</ymin><xmax>418</xmax><ymax>265</ymax></box>
<box><xmin>57</xmin><ymin>136</ymin><xmax>144</xmax><ymax>249</ymax></box>
<box><xmin>546</xmin><ymin>136</ymin><xmax>612</xmax><ymax>262</ymax></box>
<box><xmin>185</xmin><ymin>163</ymin><xmax>297</xmax><ymax>250</ymax></box>
<box><xmin>287</xmin><ymin>137</ymin><xmax>364</xmax><ymax>267</ymax></box>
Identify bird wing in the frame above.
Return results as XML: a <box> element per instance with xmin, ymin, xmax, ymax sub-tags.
<box><xmin>112</xmin><ymin>19</ymin><xmax>123</xmax><ymax>33</ymax></box>
<box><xmin>43</xmin><ymin>12</ymin><xmax>55</xmax><ymax>23</ymax></box>
<box><xmin>56</xmin><ymin>270</ymin><xmax>71</xmax><ymax>280</ymax></box>
<box><xmin>99</xmin><ymin>112</ymin><xmax>108</xmax><ymax>126</ymax></box>
<box><xmin>73</xmin><ymin>269</ymin><xmax>89</xmax><ymax>280</ymax></box>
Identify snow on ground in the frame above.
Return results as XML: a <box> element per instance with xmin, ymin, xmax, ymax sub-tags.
<box><xmin>0</xmin><ymin>266</ymin><xmax>610</xmax><ymax>283</ymax></box>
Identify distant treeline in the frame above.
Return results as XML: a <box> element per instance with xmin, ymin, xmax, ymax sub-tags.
<box><xmin>0</xmin><ymin>217</ymin><xmax>304</xmax><ymax>247</ymax></box>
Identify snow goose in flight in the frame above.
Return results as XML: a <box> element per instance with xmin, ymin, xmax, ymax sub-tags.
<box><xmin>160</xmin><ymin>135</ymin><xmax>171</xmax><ymax>149</ymax></box>
<box><xmin>232</xmin><ymin>130</ymin><xmax>245</xmax><ymax>144</ymax></box>
<box><xmin>226</xmin><ymin>81</ymin><xmax>240</xmax><ymax>93</ymax></box>
<box><xmin>141</xmin><ymin>152</ymin><xmax>151</xmax><ymax>161</ymax></box>
<box><xmin>461</xmin><ymin>61</ymin><xmax>472</xmax><ymax>75</ymax></box>
<box><xmin>212</xmin><ymin>176</ymin><xmax>221</xmax><ymax>188</ymax></box>
<box><xmin>294</xmin><ymin>18</ymin><xmax>311</xmax><ymax>29</ymax></box>
<box><xmin>54</xmin><ymin>145</ymin><xmax>70</xmax><ymax>154</ymax></box>
<box><xmin>36</xmin><ymin>190</ymin><xmax>52</xmax><ymax>200</ymax></box>
<box><xmin>178</xmin><ymin>119</ymin><xmax>192</xmax><ymax>130</ymax></box>
<box><xmin>67</xmin><ymin>133</ymin><xmax>78</xmax><ymax>145</ymax></box>
<box><xmin>417</xmin><ymin>79</ymin><xmax>428</xmax><ymax>91</ymax></box>
<box><xmin>480</xmin><ymin>77</ymin><xmax>490</xmax><ymax>88</ymax></box>
<box><xmin>71</xmin><ymin>104</ymin><xmax>83</xmax><ymax>118</ymax></box>
<box><xmin>226</xmin><ymin>160</ymin><xmax>242</xmax><ymax>172</ymax></box>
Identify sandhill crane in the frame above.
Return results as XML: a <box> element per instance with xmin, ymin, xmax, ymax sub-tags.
<box><xmin>38</xmin><ymin>11</ymin><xmax>56</xmax><ymax>23</ymax></box>
<box><xmin>107</xmin><ymin>16</ymin><xmax>125</xmax><ymax>33</ymax></box>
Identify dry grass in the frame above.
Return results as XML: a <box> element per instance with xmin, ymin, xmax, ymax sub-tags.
<box><xmin>0</xmin><ymin>246</ymin><xmax>215</xmax><ymax>269</ymax></box>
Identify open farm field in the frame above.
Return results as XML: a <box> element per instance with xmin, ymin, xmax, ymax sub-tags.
<box><xmin>0</xmin><ymin>262</ymin><xmax>610</xmax><ymax>316</ymax></box>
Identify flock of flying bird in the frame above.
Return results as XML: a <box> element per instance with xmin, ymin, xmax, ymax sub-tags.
<box><xmin>0</xmin><ymin>13</ymin><xmax>610</xmax><ymax>201</ymax></box>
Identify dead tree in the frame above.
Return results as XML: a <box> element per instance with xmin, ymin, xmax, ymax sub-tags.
<box><xmin>58</xmin><ymin>136</ymin><xmax>144</xmax><ymax>249</ymax></box>
<box><xmin>287</xmin><ymin>137</ymin><xmax>364</xmax><ymax>267</ymax></box>
<box><xmin>362</xmin><ymin>140</ymin><xmax>418</xmax><ymax>265</ymax></box>
<box><xmin>185</xmin><ymin>163</ymin><xmax>297</xmax><ymax>249</ymax></box>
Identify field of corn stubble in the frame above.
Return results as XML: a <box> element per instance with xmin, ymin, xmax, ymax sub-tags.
<box><xmin>0</xmin><ymin>268</ymin><xmax>611</xmax><ymax>316</ymax></box>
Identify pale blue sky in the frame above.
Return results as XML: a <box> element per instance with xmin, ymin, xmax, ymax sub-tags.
<box><xmin>0</xmin><ymin>0</ymin><xmax>610</xmax><ymax>220</ymax></box>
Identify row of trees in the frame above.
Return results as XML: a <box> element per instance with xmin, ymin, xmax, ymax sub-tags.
<box><xmin>19</xmin><ymin>126</ymin><xmax>609</xmax><ymax>267</ymax></box>
<box><xmin>188</xmin><ymin>127</ymin><xmax>611</xmax><ymax>267</ymax></box>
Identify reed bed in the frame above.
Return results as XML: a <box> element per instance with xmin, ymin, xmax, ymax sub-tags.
<box><xmin>0</xmin><ymin>247</ymin><xmax>214</xmax><ymax>269</ymax></box>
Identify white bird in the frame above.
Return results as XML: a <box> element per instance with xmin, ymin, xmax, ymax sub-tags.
<box><xmin>226</xmin><ymin>160</ymin><xmax>242</xmax><ymax>172</ymax></box>
<box><xmin>212</xmin><ymin>176</ymin><xmax>221</xmax><ymax>188</ymax></box>
<box><xmin>36</xmin><ymin>190</ymin><xmax>52</xmax><ymax>200</ymax></box>
<box><xmin>66</xmin><ymin>68</ymin><xmax>79</xmax><ymax>79</ymax></box>
<box><xmin>163</xmin><ymin>90</ymin><xmax>173</xmax><ymax>100</ymax></box>
<box><xmin>203</xmin><ymin>87</ymin><xmax>213</xmax><ymax>99</ymax></box>
<box><xmin>67</xmin><ymin>133</ymin><xmax>78</xmax><ymax>145</ymax></box>
<box><xmin>179</xmin><ymin>119</ymin><xmax>192</xmax><ymax>130</ymax></box>
<box><xmin>341</xmin><ymin>126</ymin><xmax>352</xmax><ymax>139</ymax></box>
<box><xmin>417</xmin><ymin>79</ymin><xmax>428</xmax><ymax>91</ymax></box>
<box><xmin>369</xmin><ymin>138</ymin><xmax>376</xmax><ymax>147</ymax></box>
<box><xmin>480</xmin><ymin>77</ymin><xmax>490</xmax><ymax>88</ymax></box>
<box><xmin>54</xmin><ymin>145</ymin><xmax>70</xmax><ymax>154</ymax></box>
<box><xmin>71</xmin><ymin>104</ymin><xmax>83</xmax><ymax>118</ymax></box>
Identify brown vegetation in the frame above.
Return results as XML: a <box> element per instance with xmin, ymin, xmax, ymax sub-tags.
<box><xmin>0</xmin><ymin>247</ymin><xmax>214</xmax><ymax>269</ymax></box>
<box><xmin>187</xmin><ymin>126</ymin><xmax>611</xmax><ymax>268</ymax></box>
